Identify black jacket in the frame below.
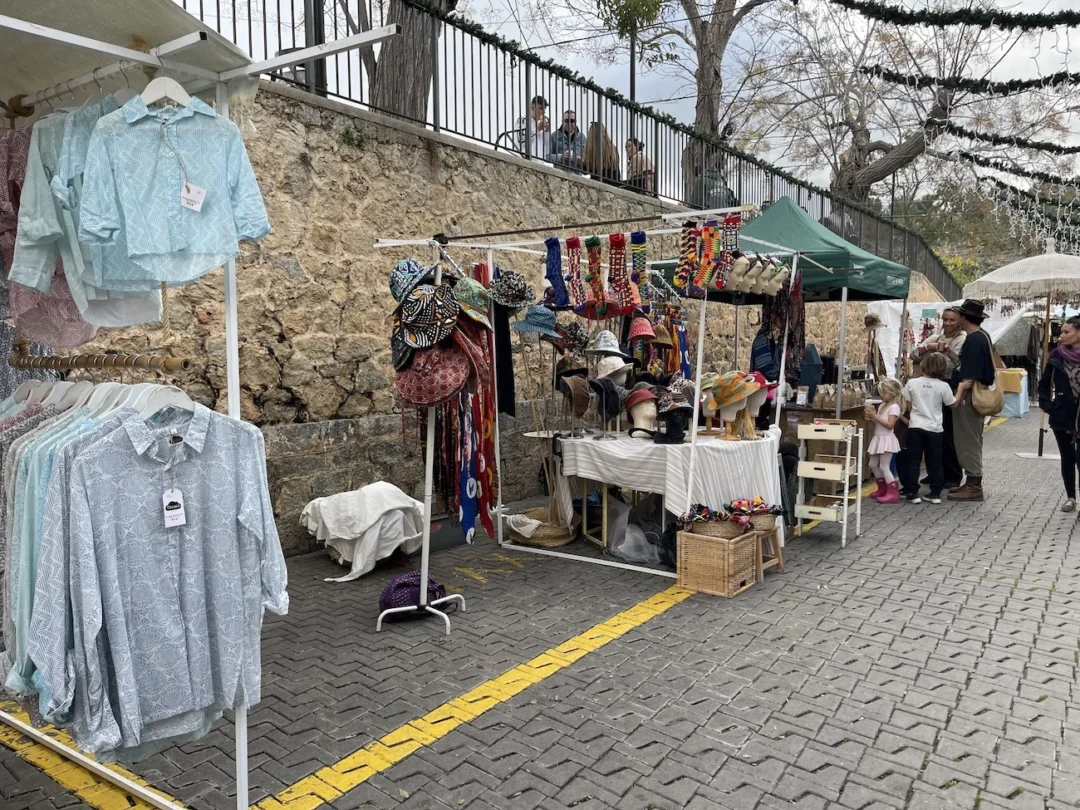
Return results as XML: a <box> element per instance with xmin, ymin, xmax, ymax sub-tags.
<box><xmin>1038</xmin><ymin>353</ymin><xmax>1079</xmax><ymax>432</ymax></box>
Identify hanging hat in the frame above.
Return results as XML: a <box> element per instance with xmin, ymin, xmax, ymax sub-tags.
<box><xmin>585</xmin><ymin>329</ymin><xmax>629</xmax><ymax>358</ymax></box>
<box><xmin>395</xmin><ymin>342</ymin><xmax>469</xmax><ymax>406</ymax></box>
<box><xmin>596</xmin><ymin>354</ymin><xmax>634</xmax><ymax>380</ymax></box>
<box><xmin>489</xmin><ymin>271</ymin><xmax>535</xmax><ymax>311</ymax></box>
<box><xmin>863</xmin><ymin>313</ymin><xmax>884</xmax><ymax>331</ymax></box>
<box><xmin>628</xmin><ymin>316</ymin><xmax>656</xmax><ymax>342</ymax></box>
<box><xmin>708</xmin><ymin>371</ymin><xmax>749</xmax><ymax>411</ymax></box>
<box><xmin>625</xmin><ymin>384</ymin><xmax>658</xmax><ymax>417</ymax></box>
<box><xmin>651</xmin><ymin>325</ymin><xmax>674</xmax><ymax>348</ymax></box>
<box><xmin>657</xmin><ymin>390</ymin><xmax>693</xmax><ymax>414</ymax></box>
<box><xmin>454</xmin><ymin>277</ymin><xmax>493</xmax><ymax>330</ymax></box>
<box><xmin>453</xmin><ymin>320</ymin><xmax>491</xmax><ymax>386</ymax></box>
<box><xmin>512</xmin><ymin>305</ymin><xmax>561</xmax><ymax>338</ymax></box>
<box><xmin>956</xmin><ymin>299</ymin><xmax>987</xmax><ymax>324</ymax></box>
<box><xmin>560</xmin><ymin>375</ymin><xmax>591</xmax><ymax>419</ymax></box>
<box><xmin>389</xmin><ymin>259</ymin><xmax>432</xmax><ymax>304</ymax></box>
<box><xmin>399</xmin><ymin>283</ymin><xmax>459</xmax><ymax>349</ymax></box>
<box><xmin>391</xmin><ymin>319</ymin><xmax>414</xmax><ymax>372</ymax></box>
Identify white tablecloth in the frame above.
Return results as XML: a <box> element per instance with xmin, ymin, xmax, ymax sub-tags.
<box><xmin>559</xmin><ymin>427</ymin><xmax>784</xmax><ymax>515</ymax></box>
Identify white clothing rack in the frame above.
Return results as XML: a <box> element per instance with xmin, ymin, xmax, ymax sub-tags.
<box><xmin>0</xmin><ymin>9</ymin><xmax>399</xmax><ymax>810</ymax></box>
<box><xmin>373</xmin><ymin>243</ymin><xmax>466</xmax><ymax>633</ymax></box>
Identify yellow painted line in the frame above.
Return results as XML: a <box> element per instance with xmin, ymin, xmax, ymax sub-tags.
<box><xmin>257</xmin><ymin>585</ymin><xmax>694</xmax><ymax>810</ymax></box>
<box><xmin>798</xmin><ymin>415</ymin><xmax>1009</xmax><ymax>536</ymax></box>
<box><xmin>0</xmin><ymin>701</ymin><xmax>183</xmax><ymax>810</ymax></box>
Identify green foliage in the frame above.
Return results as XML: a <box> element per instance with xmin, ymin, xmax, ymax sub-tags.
<box><xmin>595</xmin><ymin>0</ymin><xmax>664</xmax><ymax>38</ymax></box>
<box><xmin>863</xmin><ymin>64</ymin><xmax>1080</xmax><ymax>95</ymax></box>
<box><xmin>828</xmin><ymin>0</ymin><xmax>1080</xmax><ymax>32</ymax></box>
<box><xmin>340</xmin><ymin>125</ymin><xmax>367</xmax><ymax>150</ymax></box>
<box><xmin>934</xmin><ymin>120</ymin><xmax>1080</xmax><ymax>156</ymax></box>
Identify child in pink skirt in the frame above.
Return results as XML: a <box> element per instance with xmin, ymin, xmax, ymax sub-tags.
<box><xmin>865</xmin><ymin>378</ymin><xmax>904</xmax><ymax>504</ymax></box>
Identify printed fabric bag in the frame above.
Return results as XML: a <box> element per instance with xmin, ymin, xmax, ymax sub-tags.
<box><xmin>971</xmin><ymin>333</ymin><xmax>1005</xmax><ymax>417</ymax></box>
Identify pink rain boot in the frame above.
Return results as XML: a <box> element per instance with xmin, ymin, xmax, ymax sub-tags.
<box><xmin>877</xmin><ymin>481</ymin><xmax>901</xmax><ymax>504</ymax></box>
<box><xmin>869</xmin><ymin>478</ymin><xmax>887</xmax><ymax>501</ymax></box>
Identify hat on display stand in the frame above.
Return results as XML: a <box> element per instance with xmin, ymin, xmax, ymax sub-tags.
<box><xmin>625</xmin><ymin>383</ymin><xmax>659</xmax><ymax>433</ymax></box>
<box><xmin>596</xmin><ymin>354</ymin><xmax>635</xmax><ymax>381</ymax></box>
<box><xmin>489</xmin><ymin>271</ymin><xmax>536</xmax><ymax>311</ymax></box>
<box><xmin>585</xmin><ymin>329</ymin><xmax>631</xmax><ymax>359</ymax></box>
<box><xmin>389</xmin><ymin>258</ymin><xmax>433</xmax><ymax>304</ymax></box>
<box><xmin>453</xmin><ymin>276</ymin><xmax>493</xmax><ymax>329</ymax></box>
<box><xmin>627</xmin><ymin>315</ymin><xmax>656</xmax><ymax>342</ymax></box>
<box><xmin>398</xmin><ymin>283</ymin><xmax>459</xmax><ymax>349</ymax></box>
<box><xmin>513</xmin><ymin>305</ymin><xmax>562</xmax><ymax>339</ymax></box>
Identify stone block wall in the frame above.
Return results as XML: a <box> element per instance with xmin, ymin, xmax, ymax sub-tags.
<box><xmin>83</xmin><ymin>82</ymin><xmax>945</xmax><ymax>554</ymax></box>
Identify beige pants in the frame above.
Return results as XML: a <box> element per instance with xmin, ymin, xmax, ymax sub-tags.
<box><xmin>952</xmin><ymin>396</ymin><xmax>984</xmax><ymax>477</ymax></box>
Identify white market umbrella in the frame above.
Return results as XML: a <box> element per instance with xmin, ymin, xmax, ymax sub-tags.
<box><xmin>964</xmin><ymin>238</ymin><xmax>1080</xmax><ymax>458</ymax></box>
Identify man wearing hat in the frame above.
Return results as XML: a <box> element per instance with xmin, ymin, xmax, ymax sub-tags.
<box><xmin>949</xmin><ymin>300</ymin><xmax>996</xmax><ymax>502</ymax></box>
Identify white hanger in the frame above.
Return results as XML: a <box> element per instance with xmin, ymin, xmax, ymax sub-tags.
<box><xmin>12</xmin><ymin>381</ymin><xmax>41</xmax><ymax>403</ymax></box>
<box><xmin>112</xmin><ymin>382</ymin><xmax>156</xmax><ymax>412</ymax></box>
<box><xmin>139</xmin><ymin>386</ymin><xmax>195</xmax><ymax>420</ymax></box>
<box><xmin>27</xmin><ymin>381</ymin><xmax>58</xmax><ymax>404</ymax></box>
<box><xmin>57</xmin><ymin>381</ymin><xmax>94</xmax><ymax>411</ymax></box>
<box><xmin>39</xmin><ymin>381</ymin><xmax>75</xmax><ymax>408</ymax></box>
<box><xmin>140</xmin><ymin>76</ymin><xmax>191</xmax><ymax>107</ymax></box>
<box><xmin>83</xmin><ymin>382</ymin><xmax>122</xmax><ymax>417</ymax></box>
<box><xmin>113</xmin><ymin>61</ymin><xmax>137</xmax><ymax>106</ymax></box>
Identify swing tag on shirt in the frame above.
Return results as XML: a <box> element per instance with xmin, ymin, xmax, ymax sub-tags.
<box><xmin>163</xmin><ymin>488</ymin><xmax>187</xmax><ymax>528</ymax></box>
<box><xmin>180</xmin><ymin>182</ymin><xmax>207</xmax><ymax>213</ymax></box>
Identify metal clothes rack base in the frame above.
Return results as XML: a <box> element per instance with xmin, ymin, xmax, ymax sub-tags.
<box><xmin>0</xmin><ymin>8</ymin><xmax>399</xmax><ymax>810</ymax></box>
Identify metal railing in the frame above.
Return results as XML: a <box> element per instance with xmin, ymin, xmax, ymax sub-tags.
<box><xmin>175</xmin><ymin>0</ymin><xmax>961</xmax><ymax>299</ymax></box>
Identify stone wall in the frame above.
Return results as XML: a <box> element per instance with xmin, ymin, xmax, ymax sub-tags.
<box><xmin>85</xmin><ymin>83</ymin><xmax>946</xmax><ymax>554</ymax></box>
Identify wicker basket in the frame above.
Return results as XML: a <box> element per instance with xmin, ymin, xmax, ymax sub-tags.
<box><xmin>506</xmin><ymin>507</ymin><xmax>580</xmax><ymax>548</ymax></box>
<box><xmin>677</xmin><ymin>530</ymin><xmax>759</xmax><ymax>598</ymax></box>
<box><xmin>686</xmin><ymin>515</ymin><xmax>776</xmax><ymax>538</ymax></box>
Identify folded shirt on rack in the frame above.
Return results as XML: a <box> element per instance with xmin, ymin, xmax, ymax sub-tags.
<box><xmin>78</xmin><ymin>97</ymin><xmax>271</xmax><ymax>289</ymax></box>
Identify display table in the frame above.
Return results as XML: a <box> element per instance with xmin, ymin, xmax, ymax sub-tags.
<box><xmin>559</xmin><ymin>428</ymin><xmax>784</xmax><ymax>518</ymax></box>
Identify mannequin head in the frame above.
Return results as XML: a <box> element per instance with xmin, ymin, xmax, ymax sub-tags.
<box><xmin>629</xmin><ymin>400</ymin><xmax>657</xmax><ymax>433</ymax></box>
<box><xmin>606</xmin><ymin>368</ymin><xmax>630</xmax><ymax>387</ymax></box>
<box><xmin>746</xmin><ymin>387</ymin><xmax>768</xmax><ymax>417</ymax></box>
<box><xmin>719</xmin><ymin>400</ymin><xmax>745</xmax><ymax>422</ymax></box>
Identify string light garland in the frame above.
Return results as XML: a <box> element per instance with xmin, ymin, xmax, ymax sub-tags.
<box><xmin>827</xmin><ymin>0</ymin><xmax>1080</xmax><ymax>31</ymax></box>
<box><xmin>929</xmin><ymin>119</ymin><xmax>1080</xmax><ymax>155</ymax></box>
<box><xmin>951</xmin><ymin>149</ymin><xmax>1080</xmax><ymax>188</ymax></box>
<box><xmin>862</xmin><ymin>64</ymin><xmax>1080</xmax><ymax>95</ymax></box>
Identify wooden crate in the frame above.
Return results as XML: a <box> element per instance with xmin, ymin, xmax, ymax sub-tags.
<box><xmin>677</xmin><ymin>530</ymin><xmax>760</xmax><ymax>598</ymax></box>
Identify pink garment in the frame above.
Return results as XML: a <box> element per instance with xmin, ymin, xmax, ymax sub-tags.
<box><xmin>0</xmin><ymin>126</ymin><xmax>97</xmax><ymax>348</ymax></box>
<box><xmin>0</xmin><ymin>402</ymin><xmax>43</xmax><ymax>431</ymax></box>
<box><xmin>868</xmin><ymin>401</ymin><xmax>901</xmax><ymax>455</ymax></box>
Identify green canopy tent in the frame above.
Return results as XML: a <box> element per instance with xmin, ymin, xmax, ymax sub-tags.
<box><xmin>654</xmin><ymin>196</ymin><xmax>912</xmax><ymax>418</ymax></box>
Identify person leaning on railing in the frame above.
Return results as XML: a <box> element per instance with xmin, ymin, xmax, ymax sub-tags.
<box><xmin>625</xmin><ymin>137</ymin><xmax>655</xmax><ymax>194</ymax></box>
<box><xmin>548</xmin><ymin>109</ymin><xmax>586</xmax><ymax>170</ymax></box>
<box><xmin>581</xmin><ymin>122</ymin><xmax>621</xmax><ymax>186</ymax></box>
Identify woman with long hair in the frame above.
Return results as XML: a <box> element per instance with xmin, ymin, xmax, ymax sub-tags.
<box><xmin>1039</xmin><ymin>314</ymin><xmax>1080</xmax><ymax>513</ymax></box>
<box><xmin>581</xmin><ymin>123</ymin><xmax>621</xmax><ymax>185</ymax></box>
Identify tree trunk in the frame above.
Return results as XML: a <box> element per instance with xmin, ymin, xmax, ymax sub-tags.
<box><xmin>371</xmin><ymin>0</ymin><xmax>455</xmax><ymax>123</ymax></box>
<box><xmin>682</xmin><ymin>21</ymin><xmax>735</xmax><ymax>203</ymax></box>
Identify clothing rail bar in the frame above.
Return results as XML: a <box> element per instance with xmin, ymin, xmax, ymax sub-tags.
<box><xmin>8</xmin><ymin>351</ymin><xmax>192</xmax><ymax>372</ymax></box>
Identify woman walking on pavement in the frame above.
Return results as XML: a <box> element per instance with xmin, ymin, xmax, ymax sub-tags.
<box><xmin>1038</xmin><ymin>315</ymin><xmax>1080</xmax><ymax>513</ymax></box>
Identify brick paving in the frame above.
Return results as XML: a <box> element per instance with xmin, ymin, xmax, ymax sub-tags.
<box><xmin>3</xmin><ymin>412</ymin><xmax>1079</xmax><ymax>810</ymax></box>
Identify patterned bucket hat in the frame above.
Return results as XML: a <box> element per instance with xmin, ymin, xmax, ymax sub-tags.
<box><xmin>512</xmin><ymin>305</ymin><xmax>561</xmax><ymax>338</ymax></box>
<box><xmin>391</xmin><ymin>317</ymin><xmax>415</xmax><ymax>372</ymax></box>
<box><xmin>585</xmin><ymin>329</ymin><xmax>629</xmax><ymax>358</ymax></box>
<box><xmin>454</xmin><ymin>277</ymin><xmax>493</xmax><ymax>330</ymax></box>
<box><xmin>708</xmin><ymin>370</ymin><xmax>749</xmax><ymax>411</ymax></box>
<box><xmin>389</xmin><ymin>259</ymin><xmax>433</xmax><ymax>304</ymax></box>
<box><xmin>556</xmin><ymin>353</ymin><xmax>588</xmax><ymax>380</ymax></box>
<box><xmin>628</xmin><ymin>316</ymin><xmax>655</xmax><ymax>342</ymax></box>
<box><xmin>657</xmin><ymin>390</ymin><xmax>693</xmax><ymax>415</ymax></box>
<box><xmin>489</xmin><ymin>271</ymin><xmax>535</xmax><ymax>311</ymax></box>
<box><xmin>395</xmin><ymin>342</ymin><xmax>469</xmax><ymax>406</ymax></box>
<box><xmin>399</xmin><ymin>283</ymin><xmax>459</xmax><ymax>349</ymax></box>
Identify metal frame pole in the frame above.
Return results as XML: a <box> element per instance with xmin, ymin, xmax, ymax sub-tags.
<box><xmin>684</xmin><ymin>296</ymin><xmax>709</xmax><ymax>515</ymax></box>
<box><xmin>488</xmin><ymin>249</ymin><xmax>505</xmax><ymax>545</ymax></box>
<box><xmin>835</xmin><ymin>286</ymin><xmax>849</xmax><ymax>420</ymax></box>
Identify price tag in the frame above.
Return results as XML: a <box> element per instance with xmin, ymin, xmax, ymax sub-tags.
<box><xmin>163</xmin><ymin>488</ymin><xmax>187</xmax><ymax>528</ymax></box>
<box><xmin>180</xmin><ymin>182</ymin><xmax>207</xmax><ymax>213</ymax></box>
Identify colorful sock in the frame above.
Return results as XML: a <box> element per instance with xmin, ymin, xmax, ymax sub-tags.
<box><xmin>544</xmin><ymin>237</ymin><xmax>570</xmax><ymax>307</ymax></box>
<box><xmin>584</xmin><ymin>236</ymin><xmax>606</xmax><ymax>316</ymax></box>
<box><xmin>714</xmin><ymin>214</ymin><xmax>741</xmax><ymax>290</ymax></box>
<box><xmin>674</xmin><ymin>221</ymin><xmax>698</xmax><ymax>290</ymax></box>
<box><xmin>608</xmin><ymin>233</ymin><xmax>632</xmax><ymax>308</ymax></box>
<box><xmin>629</xmin><ymin>231</ymin><xmax>646</xmax><ymax>308</ymax></box>
<box><xmin>565</xmin><ymin>237</ymin><xmax>586</xmax><ymax>306</ymax></box>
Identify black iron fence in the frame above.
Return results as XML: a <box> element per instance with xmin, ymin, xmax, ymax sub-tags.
<box><xmin>175</xmin><ymin>0</ymin><xmax>961</xmax><ymax>299</ymax></box>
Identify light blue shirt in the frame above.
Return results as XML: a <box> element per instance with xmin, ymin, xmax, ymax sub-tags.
<box><xmin>37</xmin><ymin>405</ymin><xmax>287</xmax><ymax>759</ymax></box>
<box><xmin>9</xmin><ymin>104</ymin><xmax>162</xmax><ymax>327</ymax></box>
<box><xmin>79</xmin><ymin>97</ymin><xmax>270</xmax><ymax>288</ymax></box>
<box><xmin>5</xmin><ymin>408</ymin><xmax>95</xmax><ymax>696</ymax></box>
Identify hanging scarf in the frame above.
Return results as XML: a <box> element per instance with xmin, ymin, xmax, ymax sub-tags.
<box><xmin>696</xmin><ymin>220</ymin><xmax>720</xmax><ymax>290</ymax></box>
<box><xmin>544</xmin><ymin>237</ymin><xmax>570</xmax><ymax>307</ymax></box>
<box><xmin>630</xmin><ymin>231</ymin><xmax>648</xmax><ymax>311</ymax></box>
<box><xmin>458</xmin><ymin>390</ymin><xmax>478</xmax><ymax>544</ymax></box>
<box><xmin>1057</xmin><ymin>345</ymin><xmax>1080</xmax><ymax>402</ymax></box>
<box><xmin>583</xmin><ymin>236</ymin><xmax>606</xmax><ymax>316</ymax></box>
<box><xmin>608</xmin><ymin>233</ymin><xmax>633</xmax><ymax>308</ymax></box>
<box><xmin>674</xmin><ymin>221</ymin><xmax>698</xmax><ymax>291</ymax></box>
<box><xmin>565</xmin><ymin>237</ymin><xmax>586</xmax><ymax>306</ymax></box>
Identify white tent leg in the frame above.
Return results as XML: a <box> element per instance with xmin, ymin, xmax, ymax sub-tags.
<box><xmin>835</xmin><ymin>286</ymin><xmax>849</xmax><ymax>420</ymax></box>
<box><xmin>684</xmin><ymin>296</ymin><xmax>709</xmax><ymax>514</ymax></box>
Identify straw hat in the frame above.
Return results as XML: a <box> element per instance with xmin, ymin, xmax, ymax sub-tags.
<box><xmin>651</xmin><ymin>325</ymin><xmax>674</xmax><ymax>348</ymax></box>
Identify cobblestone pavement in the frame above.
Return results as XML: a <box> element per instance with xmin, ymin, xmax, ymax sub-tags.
<box><xmin>3</xmin><ymin>413</ymin><xmax>1079</xmax><ymax>810</ymax></box>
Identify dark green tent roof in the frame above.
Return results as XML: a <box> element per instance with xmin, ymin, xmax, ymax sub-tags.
<box><xmin>654</xmin><ymin>197</ymin><xmax>911</xmax><ymax>303</ymax></box>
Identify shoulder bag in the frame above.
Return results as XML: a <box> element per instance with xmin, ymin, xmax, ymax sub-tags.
<box><xmin>971</xmin><ymin>331</ymin><xmax>1005</xmax><ymax>417</ymax></box>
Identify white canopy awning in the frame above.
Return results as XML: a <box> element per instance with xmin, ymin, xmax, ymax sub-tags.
<box><xmin>963</xmin><ymin>238</ymin><xmax>1080</xmax><ymax>300</ymax></box>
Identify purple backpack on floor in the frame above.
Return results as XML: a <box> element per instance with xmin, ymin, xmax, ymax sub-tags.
<box><xmin>379</xmin><ymin>572</ymin><xmax>448</xmax><ymax>620</ymax></box>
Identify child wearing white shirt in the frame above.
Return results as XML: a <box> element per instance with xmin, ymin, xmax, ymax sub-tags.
<box><xmin>901</xmin><ymin>352</ymin><xmax>958</xmax><ymax>504</ymax></box>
